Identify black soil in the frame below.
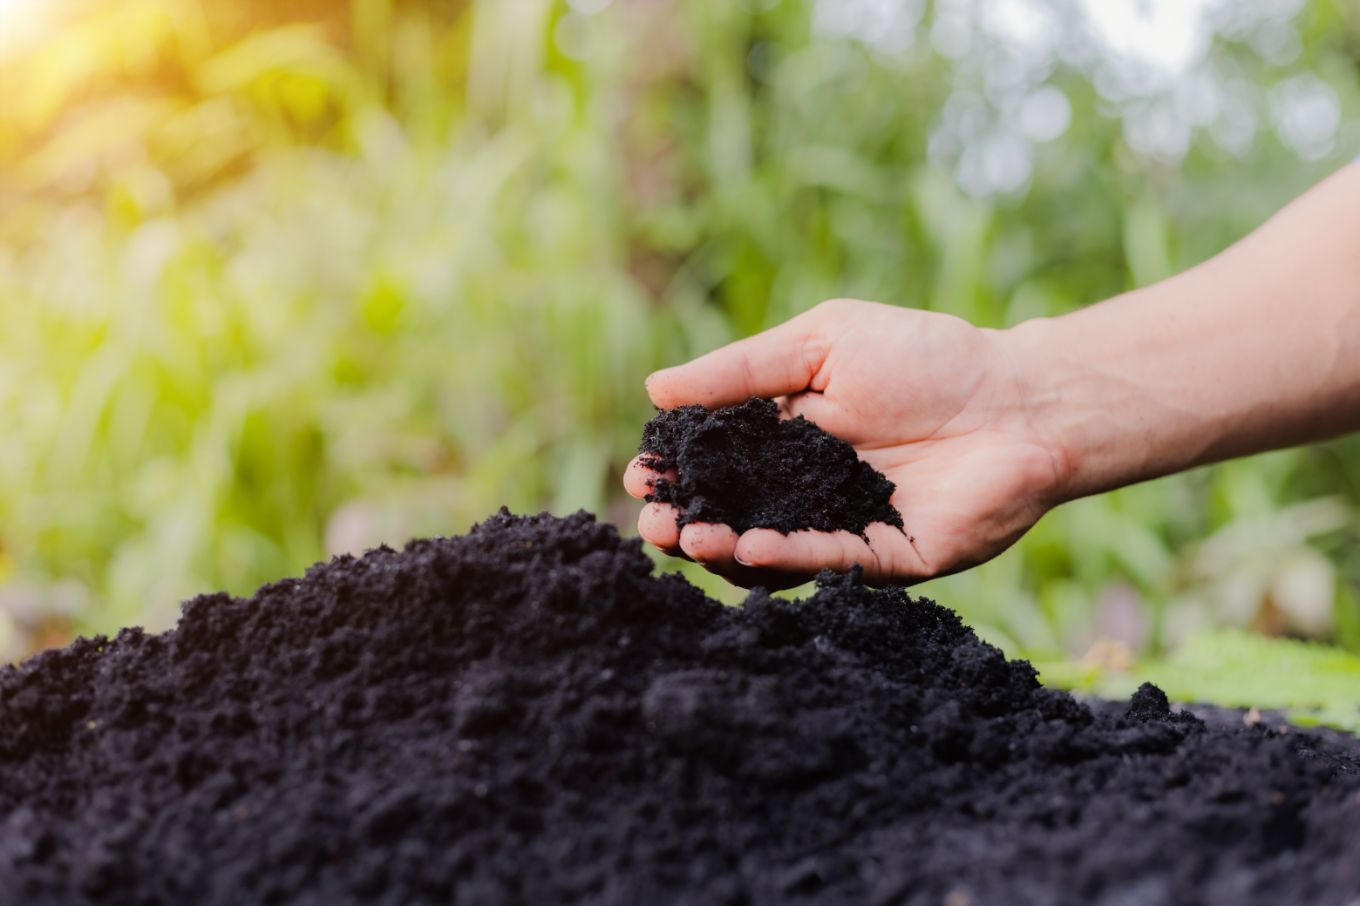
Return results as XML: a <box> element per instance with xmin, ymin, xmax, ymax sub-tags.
<box><xmin>1</xmin><ymin>510</ymin><xmax>1358</xmax><ymax>905</ymax></box>
<box><xmin>639</xmin><ymin>397</ymin><xmax>902</xmax><ymax>535</ymax></box>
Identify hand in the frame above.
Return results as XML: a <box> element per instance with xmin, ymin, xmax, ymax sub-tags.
<box><xmin>623</xmin><ymin>298</ymin><xmax>1070</xmax><ymax>588</ymax></box>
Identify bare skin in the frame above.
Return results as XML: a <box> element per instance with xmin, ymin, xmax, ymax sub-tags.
<box><xmin>625</xmin><ymin>164</ymin><xmax>1360</xmax><ymax>588</ymax></box>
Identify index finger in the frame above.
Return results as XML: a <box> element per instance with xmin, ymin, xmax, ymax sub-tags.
<box><xmin>645</xmin><ymin>307</ymin><xmax>830</xmax><ymax>410</ymax></box>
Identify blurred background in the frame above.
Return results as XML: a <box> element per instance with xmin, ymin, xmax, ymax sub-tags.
<box><xmin>2</xmin><ymin>0</ymin><xmax>1360</xmax><ymax>721</ymax></box>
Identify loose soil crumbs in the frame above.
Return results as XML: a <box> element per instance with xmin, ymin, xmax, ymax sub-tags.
<box><xmin>639</xmin><ymin>397</ymin><xmax>902</xmax><ymax>535</ymax></box>
<box><xmin>0</xmin><ymin>510</ymin><xmax>1357</xmax><ymax>905</ymax></box>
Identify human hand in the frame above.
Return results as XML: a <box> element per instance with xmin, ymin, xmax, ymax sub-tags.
<box><xmin>623</xmin><ymin>299</ymin><xmax>1070</xmax><ymax>588</ymax></box>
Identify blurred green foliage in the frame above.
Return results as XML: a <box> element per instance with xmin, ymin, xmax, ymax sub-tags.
<box><xmin>1</xmin><ymin>0</ymin><xmax>1359</xmax><ymax>708</ymax></box>
<box><xmin>1040</xmin><ymin>628</ymin><xmax>1360</xmax><ymax>733</ymax></box>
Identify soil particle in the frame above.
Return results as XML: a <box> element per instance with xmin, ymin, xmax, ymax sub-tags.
<box><xmin>639</xmin><ymin>397</ymin><xmax>902</xmax><ymax>535</ymax></box>
<box><xmin>0</xmin><ymin>509</ymin><xmax>1357</xmax><ymax>905</ymax></box>
<box><xmin>1127</xmin><ymin>681</ymin><xmax>1172</xmax><ymax>721</ymax></box>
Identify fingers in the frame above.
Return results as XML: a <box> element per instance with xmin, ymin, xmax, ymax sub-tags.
<box><xmin>635</xmin><ymin>505</ymin><xmax>816</xmax><ymax>590</ymax></box>
<box><xmin>641</xmin><ymin>508</ymin><xmax>922</xmax><ymax>589</ymax></box>
<box><xmin>638</xmin><ymin>508</ymin><xmax>744</xmax><ymax>575</ymax></box>
<box><xmin>734</xmin><ymin>522</ymin><xmax>929</xmax><ymax>586</ymax></box>
<box><xmin>640</xmin><ymin>511</ymin><xmax>779</xmax><ymax>584</ymax></box>
<box><xmin>637</xmin><ymin>503</ymin><xmax>684</xmax><ymax>557</ymax></box>
<box><xmin>680</xmin><ymin>522</ymin><xmax>813</xmax><ymax>591</ymax></box>
<box><xmin>646</xmin><ymin>310</ymin><xmax>830</xmax><ymax>410</ymax></box>
<box><xmin>623</xmin><ymin>455</ymin><xmax>675</xmax><ymax>500</ymax></box>
<box><xmin>679</xmin><ymin>522</ymin><xmax>740</xmax><ymax>572</ymax></box>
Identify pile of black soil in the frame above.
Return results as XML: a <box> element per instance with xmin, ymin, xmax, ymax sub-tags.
<box><xmin>639</xmin><ymin>397</ymin><xmax>902</xmax><ymax>535</ymax></box>
<box><xmin>1</xmin><ymin>510</ymin><xmax>1358</xmax><ymax>905</ymax></box>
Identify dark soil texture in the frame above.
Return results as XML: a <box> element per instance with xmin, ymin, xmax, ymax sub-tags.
<box><xmin>1</xmin><ymin>510</ymin><xmax>1358</xmax><ymax>905</ymax></box>
<box><xmin>639</xmin><ymin>397</ymin><xmax>903</xmax><ymax>535</ymax></box>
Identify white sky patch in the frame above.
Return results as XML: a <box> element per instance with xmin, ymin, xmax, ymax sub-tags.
<box><xmin>813</xmin><ymin>0</ymin><xmax>925</xmax><ymax>56</ymax></box>
<box><xmin>1271</xmin><ymin>75</ymin><xmax>1341</xmax><ymax>161</ymax></box>
<box><xmin>1019</xmin><ymin>86</ymin><xmax>1071</xmax><ymax>143</ymax></box>
<box><xmin>888</xmin><ymin>0</ymin><xmax>1327</xmax><ymax>194</ymax></box>
<box><xmin>1209</xmin><ymin>80</ymin><xmax>1260</xmax><ymax>158</ymax></box>
<box><xmin>980</xmin><ymin>0</ymin><xmax>1056</xmax><ymax>63</ymax></box>
<box><xmin>1077</xmin><ymin>0</ymin><xmax>1218</xmax><ymax>82</ymax></box>
<box><xmin>1123</xmin><ymin>102</ymin><xmax>1192</xmax><ymax>163</ymax></box>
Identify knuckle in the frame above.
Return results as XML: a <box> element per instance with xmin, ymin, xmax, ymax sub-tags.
<box><xmin>815</xmin><ymin>297</ymin><xmax>859</xmax><ymax>315</ymax></box>
<box><xmin>795</xmin><ymin>332</ymin><xmax>829</xmax><ymax>385</ymax></box>
<box><xmin>816</xmin><ymin>297</ymin><xmax>875</xmax><ymax>323</ymax></box>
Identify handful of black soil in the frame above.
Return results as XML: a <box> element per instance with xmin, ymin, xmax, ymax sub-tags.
<box><xmin>1</xmin><ymin>510</ymin><xmax>1358</xmax><ymax>905</ymax></box>
<box><xmin>639</xmin><ymin>397</ymin><xmax>902</xmax><ymax>534</ymax></box>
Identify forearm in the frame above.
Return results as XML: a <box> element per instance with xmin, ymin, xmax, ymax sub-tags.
<box><xmin>1007</xmin><ymin>164</ymin><xmax>1360</xmax><ymax>501</ymax></box>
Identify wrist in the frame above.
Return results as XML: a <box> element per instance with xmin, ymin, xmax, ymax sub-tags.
<box><xmin>999</xmin><ymin>291</ymin><xmax>1215</xmax><ymax>503</ymax></box>
<box><xmin>996</xmin><ymin>315</ymin><xmax>1094</xmax><ymax>505</ymax></box>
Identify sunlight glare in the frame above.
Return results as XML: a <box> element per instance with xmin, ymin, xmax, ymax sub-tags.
<box><xmin>0</xmin><ymin>0</ymin><xmax>51</xmax><ymax>59</ymax></box>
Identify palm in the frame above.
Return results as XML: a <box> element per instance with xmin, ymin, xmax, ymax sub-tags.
<box><xmin>869</xmin><ymin>433</ymin><xmax>1056</xmax><ymax>577</ymax></box>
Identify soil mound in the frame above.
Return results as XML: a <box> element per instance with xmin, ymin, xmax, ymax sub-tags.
<box><xmin>0</xmin><ymin>510</ymin><xmax>1357</xmax><ymax>905</ymax></box>
<box><xmin>639</xmin><ymin>397</ymin><xmax>902</xmax><ymax>535</ymax></box>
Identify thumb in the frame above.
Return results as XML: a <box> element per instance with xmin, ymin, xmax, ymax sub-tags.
<box><xmin>646</xmin><ymin>309</ymin><xmax>830</xmax><ymax>409</ymax></box>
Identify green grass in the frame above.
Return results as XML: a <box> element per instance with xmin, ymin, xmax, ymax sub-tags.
<box><xmin>1040</xmin><ymin>629</ymin><xmax>1360</xmax><ymax>733</ymax></box>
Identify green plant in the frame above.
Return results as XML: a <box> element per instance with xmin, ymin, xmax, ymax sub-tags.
<box><xmin>0</xmin><ymin>0</ymin><xmax>1358</xmax><ymax>705</ymax></box>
